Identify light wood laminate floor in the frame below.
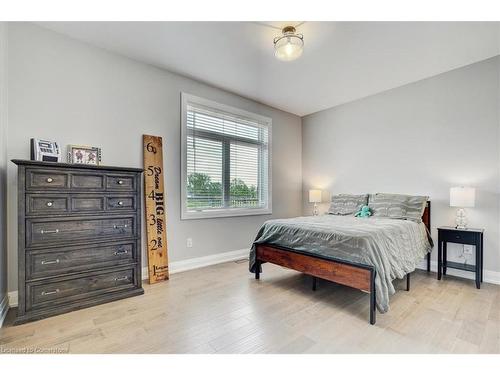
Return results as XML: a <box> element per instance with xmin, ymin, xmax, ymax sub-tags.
<box><xmin>1</xmin><ymin>260</ymin><xmax>499</xmax><ymax>354</ymax></box>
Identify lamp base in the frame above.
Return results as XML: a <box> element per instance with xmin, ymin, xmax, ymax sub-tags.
<box><xmin>312</xmin><ymin>203</ymin><xmax>319</xmax><ymax>216</ymax></box>
<box><xmin>455</xmin><ymin>208</ymin><xmax>468</xmax><ymax>229</ymax></box>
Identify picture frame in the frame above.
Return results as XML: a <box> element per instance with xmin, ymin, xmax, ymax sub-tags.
<box><xmin>67</xmin><ymin>144</ymin><xmax>102</xmax><ymax>165</ymax></box>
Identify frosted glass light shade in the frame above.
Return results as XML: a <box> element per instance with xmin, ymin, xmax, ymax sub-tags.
<box><xmin>309</xmin><ymin>189</ymin><xmax>322</xmax><ymax>203</ymax></box>
<box><xmin>274</xmin><ymin>36</ymin><xmax>303</xmax><ymax>61</ymax></box>
<box><xmin>274</xmin><ymin>26</ymin><xmax>304</xmax><ymax>62</ymax></box>
<box><xmin>450</xmin><ymin>187</ymin><xmax>475</xmax><ymax>208</ymax></box>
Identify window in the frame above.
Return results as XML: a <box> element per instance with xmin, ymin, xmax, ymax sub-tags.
<box><xmin>181</xmin><ymin>93</ymin><xmax>272</xmax><ymax>219</ymax></box>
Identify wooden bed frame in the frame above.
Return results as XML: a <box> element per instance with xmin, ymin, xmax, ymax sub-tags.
<box><xmin>254</xmin><ymin>201</ymin><xmax>431</xmax><ymax>325</ymax></box>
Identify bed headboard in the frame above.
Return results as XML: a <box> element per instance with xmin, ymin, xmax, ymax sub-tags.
<box><xmin>422</xmin><ymin>201</ymin><xmax>431</xmax><ymax>232</ymax></box>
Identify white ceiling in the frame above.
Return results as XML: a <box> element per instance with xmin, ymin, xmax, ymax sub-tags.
<box><xmin>38</xmin><ymin>22</ymin><xmax>500</xmax><ymax>116</ymax></box>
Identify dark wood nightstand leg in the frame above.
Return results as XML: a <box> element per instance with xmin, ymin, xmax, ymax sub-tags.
<box><xmin>427</xmin><ymin>252</ymin><xmax>431</xmax><ymax>272</ymax></box>
<box><xmin>480</xmin><ymin>233</ymin><xmax>483</xmax><ymax>283</ymax></box>
<box><xmin>443</xmin><ymin>242</ymin><xmax>447</xmax><ymax>275</ymax></box>
<box><xmin>437</xmin><ymin>236</ymin><xmax>442</xmax><ymax>280</ymax></box>
<box><xmin>475</xmin><ymin>235</ymin><xmax>480</xmax><ymax>289</ymax></box>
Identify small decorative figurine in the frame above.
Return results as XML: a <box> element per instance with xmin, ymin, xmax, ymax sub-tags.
<box><xmin>355</xmin><ymin>205</ymin><xmax>372</xmax><ymax>218</ymax></box>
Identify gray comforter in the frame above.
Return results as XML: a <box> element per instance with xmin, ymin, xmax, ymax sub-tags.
<box><xmin>249</xmin><ymin>215</ymin><xmax>432</xmax><ymax>313</ymax></box>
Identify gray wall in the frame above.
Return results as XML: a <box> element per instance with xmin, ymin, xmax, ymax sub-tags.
<box><xmin>6</xmin><ymin>23</ymin><xmax>303</xmax><ymax>292</ymax></box>
<box><xmin>302</xmin><ymin>57</ymin><xmax>500</xmax><ymax>275</ymax></box>
<box><xmin>0</xmin><ymin>23</ymin><xmax>7</xmax><ymax>305</ymax></box>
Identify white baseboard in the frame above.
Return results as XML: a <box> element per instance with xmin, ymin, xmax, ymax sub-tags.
<box><xmin>6</xmin><ymin>248</ymin><xmax>250</xmax><ymax>308</ymax></box>
<box><xmin>416</xmin><ymin>259</ymin><xmax>500</xmax><ymax>285</ymax></box>
<box><xmin>0</xmin><ymin>294</ymin><xmax>8</xmax><ymax>328</ymax></box>
<box><xmin>142</xmin><ymin>248</ymin><xmax>248</xmax><ymax>280</ymax></box>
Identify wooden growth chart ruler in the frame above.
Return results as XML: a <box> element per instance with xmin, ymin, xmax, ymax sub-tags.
<box><xmin>143</xmin><ymin>134</ymin><xmax>169</xmax><ymax>283</ymax></box>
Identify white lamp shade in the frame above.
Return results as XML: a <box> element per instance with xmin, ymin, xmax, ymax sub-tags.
<box><xmin>450</xmin><ymin>187</ymin><xmax>475</xmax><ymax>208</ymax></box>
<box><xmin>309</xmin><ymin>189</ymin><xmax>322</xmax><ymax>203</ymax></box>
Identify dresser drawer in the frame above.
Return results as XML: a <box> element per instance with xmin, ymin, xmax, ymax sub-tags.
<box><xmin>26</xmin><ymin>267</ymin><xmax>137</xmax><ymax>311</ymax></box>
<box><xmin>106</xmin><ymin>196</ymin><xmax>136</xmax><ymax>211</ymax></box>
<box><xmin>71</xmin><ymin>173</ymin><xmax>105</xmax><ymax>190</ymax></box>
<box><xmin>71</xmin><ymin>196</ymin><xmax>105</xmax><ymax>212</ymax></box>
<box><xmin>26</xmin><ymin>169</ymin><xmax>69</xmax><ymax>190</ymax></box>
<box><xmin>27</xmin><ymin>216</ymin><xmax>136</xmax><ymax>247</ymax></box>
<box><xmin>441</xmin><ymin>230</ymin><xmax>476</xmax><ymax>245</ymax></box>
<box><xmin>27</xmin><ymin>195</ymin><xmax>69</xmax><ymax>215</ymax></box>
<box><xmin>106</xmin><ymin>174</ymin><xmax>136</xmax><ymax>191</ymax></box>
<box><xmin>26</xmin><ymin>241</ymin><xmax>137</xmax><ymax>280</ymax></box>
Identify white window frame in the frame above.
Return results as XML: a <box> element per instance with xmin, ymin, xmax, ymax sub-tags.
<box><xmin>181</xmin><ymin>93</ymin><xmax>272</xmax><ymax>220</ymax></box>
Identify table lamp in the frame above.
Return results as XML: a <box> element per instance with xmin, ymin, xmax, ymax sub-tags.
<box><xmin>450</xmin><ymin>186</ymin><xmax>475</xmax><ymax>229</ymax></box>
<box><xmin>309</xmin><ymin>189</ymin><xmax>322</xmax><ymax>216</ymax></box>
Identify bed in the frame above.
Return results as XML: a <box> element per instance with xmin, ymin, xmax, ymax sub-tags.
<box><xmin>249</xmin><ymin>201</ymin><xmax>432</xmax><ymax>325</ymax></box>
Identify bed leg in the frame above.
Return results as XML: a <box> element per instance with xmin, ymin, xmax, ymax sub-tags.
<box><xmin>406</xmin><ymin>272</ymin><xmax>411</xmax><ymax>291</ymax></box>
<box><xmin>370</xmin><ymin>270</ymin><xmax>376</xmax><ymax>325</ymax></box>
<box><xmin>312</xmin><ymin>276</ymin><xmax>317</xmax><ymax>291</ymax></box>
<box><xmin>427</xmin><ymin>253</ymin><xmax>431</xmax><ymax>272</ymax></box>
<box><xmin>255</xmin><ymin>259</ymin><xmax>260</xmax><ymax>280</ymax></box>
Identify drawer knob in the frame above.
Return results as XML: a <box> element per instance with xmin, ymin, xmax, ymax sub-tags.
<box><xmin>117</xmin><ymin>180</ymin><xmax>124</xmax><ymax>185</ymax></box>
<box><xmin>41</xmin><ymin>259</ymin><xmax>60</xmax><ymax>265</ymax></box>
<box><xmin>113</xmin><ymin>224</ymin><xmax>128</xmax><ymax>229</ymax></box>
<box><xmin>41</xmin><ymin>289</ymin><xmax>60</xmax><ymax>296</ymax></box>
<box><xmin>456</xmin><ymin>235</ymin><xmax>460</xmax><ymax>239</ymax></box>
<box><xmin>118</xmin><ymin>201</ymin><xmax>124</xmax><ymax>206</ymax></box>
<box><xmin>46</xmin><ymin>177</ymin><xmax>53</xmax><ymax>183</ymax></box>
<box><xmin>114</xmin><ymin>276</ymin><xmax>129</xmax><ymax>282</ymax></box>
<box><xmin>40</xmin><ymin>229</ymin><xmax>59</xmax><ymax>234</ymax></box>
<box><xmin>46</xmin><ymin>201</ymin><xmax>53</xmax><ymax>207</ymax></box>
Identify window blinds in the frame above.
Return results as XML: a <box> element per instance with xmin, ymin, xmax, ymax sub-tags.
<box><xmin>186</xmin><ymin>102</ymin><xmax>269</xmax><ymax>212</ymax></box>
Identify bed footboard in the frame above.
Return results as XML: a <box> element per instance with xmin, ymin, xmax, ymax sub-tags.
<box><xmin>255</xmin><ymin>244</ymin><xmax>377</xmax><ymax>324</ymax></box>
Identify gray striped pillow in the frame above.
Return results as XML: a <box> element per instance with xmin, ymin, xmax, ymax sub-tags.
<box><xmin>328</xmin><ymin>194</ymin><xmax>368</xmax><ymax>215</ymax></box>
<box><xmin>368</xmin><ymin>193</ymin><xmax>428</xmax><ymax>222</ymax></box>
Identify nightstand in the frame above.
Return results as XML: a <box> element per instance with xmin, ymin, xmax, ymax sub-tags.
<box><xmin>437</xmin><ymin>226</ymin><xmax>484</xmax><ymax>289</ymax></box>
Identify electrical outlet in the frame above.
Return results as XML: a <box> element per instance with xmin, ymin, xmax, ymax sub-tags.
<box><xmin>186</xmin><ymin>238</ymin><xmax>193</xmax><ymax>248</ymax></box>
<box><xmin>463</xmin><ymin>245</ymin><xmax>473</xmax><ymax>255</ymax></box>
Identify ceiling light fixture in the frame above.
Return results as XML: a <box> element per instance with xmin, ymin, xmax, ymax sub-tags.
<box><xmin>273</xmin><ymin>25</ymin><xmax>304</xmax><ymax>62</ymax></box>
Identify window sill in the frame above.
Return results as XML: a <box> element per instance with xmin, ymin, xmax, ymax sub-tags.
<box><xmin>181</xmin><ymin>207</ymin><xmax>272</xmax><ymax>220</ymax></box>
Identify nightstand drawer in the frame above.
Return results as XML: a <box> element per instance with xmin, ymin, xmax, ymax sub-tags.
<box><xmin>440</xmin><ymin>230</ymin><xmax>476</xmax><ymax>245</ymax></box>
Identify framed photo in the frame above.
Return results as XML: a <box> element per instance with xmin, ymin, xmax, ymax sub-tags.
<box><xmin>67</xmin><ymin>144</ymin><xmax>102</xmax><ymax>165</ymax></box>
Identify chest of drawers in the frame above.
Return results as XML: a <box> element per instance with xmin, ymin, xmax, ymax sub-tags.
<box><xmin>13</xmin><ymin>159</ymin><xmax>144</xmax><ymax>324</ymax></box>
